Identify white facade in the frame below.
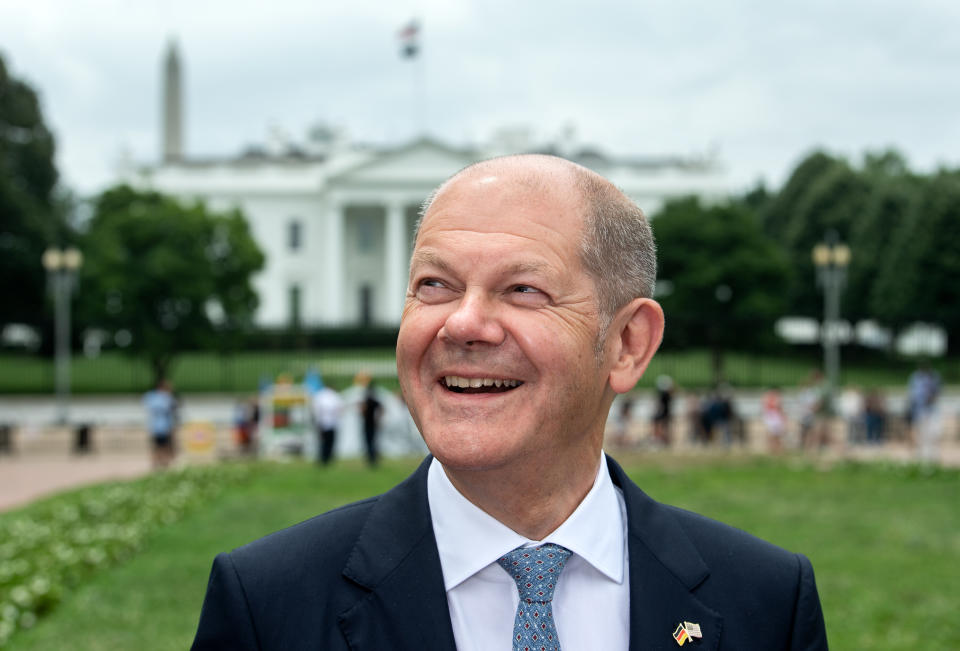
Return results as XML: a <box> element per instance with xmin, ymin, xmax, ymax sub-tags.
<box><xmin>129</xmin><ymin>137</ymin><xmax>730</xmax><ymax>327</ymax></box>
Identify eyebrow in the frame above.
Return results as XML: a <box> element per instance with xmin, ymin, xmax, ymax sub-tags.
<box><xmin>409</xmin><ymin>249</ymin><xmax>453</xmax><ymax>273</ymax></box>
<box><xmin>410</xmin><ymin>249</ymin><xmax>549</xmax><ymax>277</ymax></box>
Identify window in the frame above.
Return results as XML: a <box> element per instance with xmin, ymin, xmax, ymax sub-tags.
<box><xmin>356</xmin><ymin>215</ymin><xmax>375</xmax><ymax>253</ymax></box>
<box><xmin>288</xmin><ymin>219</ymin><xmax>302</xmax><ymax>251</ymax></box>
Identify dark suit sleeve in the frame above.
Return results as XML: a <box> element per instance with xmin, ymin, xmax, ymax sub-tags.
<box><xmin>790</xmin><ymin>554</ymin><xmax>829</xmax><ymax>650</ymax></box>
<box><xmin>191</xmin><ymin>552</ymin><xmax>261</xmax><ymax>651</ymax></box>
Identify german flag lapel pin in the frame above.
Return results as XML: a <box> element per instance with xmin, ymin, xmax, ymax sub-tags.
<box><xmin>674</xmin><ymin>621</ymin><xmax>703</xmax><ymax>646</ymax></box>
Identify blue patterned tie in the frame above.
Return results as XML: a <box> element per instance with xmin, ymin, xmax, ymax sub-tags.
<box><xmin>497</xmin><ymin>543</ymin><xmax>572</xmax><ymax>651</ymax></box>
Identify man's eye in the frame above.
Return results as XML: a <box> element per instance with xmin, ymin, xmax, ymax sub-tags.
<box><xmin>415</xmin><ymin>279</ymin><xmax>454</xmax><ymax>302</ymax></box>
<box><xmin>510</xmin><ymin>285</ymin><xmax>549</xmax><ymax>305</ymax></box>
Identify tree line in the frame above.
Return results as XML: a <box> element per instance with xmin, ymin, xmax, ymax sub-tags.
<box><xmin>652</xmin><ymin>149</ymin><xmax>960</xmax><ymax>376</ymax></box>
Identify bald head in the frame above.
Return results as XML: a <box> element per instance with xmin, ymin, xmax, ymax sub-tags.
<box><xmin>427</xmin><ymin>154</ymin><xmax>580</xmax><ymax>206</ymax></box>
<box><xmin>415</xmin><ymin>154</ymin><xmax>657</xmax><ymax>324</ymax></box>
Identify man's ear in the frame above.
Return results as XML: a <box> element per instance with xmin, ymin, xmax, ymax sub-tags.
<box><xmin>607</xmin><ymin>298</ymin><xmax>665</xmax><ymax>394</ymax></box>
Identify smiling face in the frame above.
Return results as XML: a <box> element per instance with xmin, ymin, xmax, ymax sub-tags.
<box><xmin>396</xmin><ymin>158</ymin><xmax>619</xmax><ymax>473</ymax></box>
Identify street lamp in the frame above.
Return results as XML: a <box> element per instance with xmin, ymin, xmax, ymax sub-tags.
<box><xmin>811</xmin><ymin>231</ymin><xmax>850</xmax><ymax>404</ymax></box>
<box><xmin>42</xmin><ymin>246</ymin><xmax>83</xmax><ymax>424</ymax></box>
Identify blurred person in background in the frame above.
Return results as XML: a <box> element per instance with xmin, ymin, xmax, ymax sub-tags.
<box><xmin>650</xmin><ymin>374</ymin><xmax>674</xmax><ymax>446</ymax></box>
<box><xmin>908</xmin><ymin>364</ymin><xmax>942</xmax><ymax>463</ymax></box>
<box><xmin>311</xmin><ymin>379</ymin><xmax>344</xmax><ymax>465</ymax></box>
<box><xmin>685</xmin><ymin>390</ymin><xmax>709</xmax><ymax>445</ymax></box>
<box><xmin>704</xmin><ymin>383</ymin><xmax>736</xmax><ymax>446</ymax></box>
<box><xmin>609</xmin><ymin>395</ymin><xmax>635</xmax><ymax>448</ymax></box>
<box><xmin>233</xmin><ymin>396</ymin><xmax>260</xmax><ymax>456</ymax></box>
<box><xmin>142</xmin><ymin>378</ymin><xmax>177</xmax><ymax>468</ymax></box>
<box><xmin>762</xmin><ymin>387</ymin><xmax>787</xmax><ymax>455</ymax></box>
<box><xmin>838</xmin><ymin>385</ymin><xmax>864</xmax><ymax>445</ymax></box>
<box><xmin>798</xmin><ymin>370</ymin><xmax>829</xmax><ymax>450</ymax></box>
<box><xmin>354</xmin><ymin>372</ymin><xmax>384</xmax><ymax>467</ymax></box>
<box><xmin>863</xmin><ymin>389</ymin><xmax>886</xmax><ymax>445</ymax></box>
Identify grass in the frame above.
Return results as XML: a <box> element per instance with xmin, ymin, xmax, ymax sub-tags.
<box><xmin>0</xmin><ymin>349</ymin><xmax>399</xmax><ymax>394</ymax></box>
<box><xmin>5</xmin><ymin>455</ymin><xmax>958</xmax><ymax>650</ymax></box>
<box><xmin>3</xmin><ymin>459</ymin><xmax>415</xmax><ymax>651</ymax></box>
<box><xmin>3</xmin><ymin>347</ymin><xmax>952</xmax><ymax>394</ymax></box>
<box><xmin>615</xmin><ymin>454</ymin><xmax>960</xmax><ymax>649</ymax></box>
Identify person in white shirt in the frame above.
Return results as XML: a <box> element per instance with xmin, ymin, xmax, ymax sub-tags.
<box><xmin>311</xmin><ymin>381</ymin><xmax>344</xmax><ymax>465</ymax></box>
<box><xmin>192</xmin><ymin>154</ymin><xmax>828</xmax><ymax>651</ymax></box>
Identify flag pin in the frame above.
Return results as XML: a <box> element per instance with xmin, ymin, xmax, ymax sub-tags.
<box><xmin>684</xmin><ymin>621</ymin><xmax>703</xmax><ymax>639</ymax></box>
<box><xmin>673</xmin><ymin>623</ymin><xmax>690</xmax><ymax>646</ymax></box>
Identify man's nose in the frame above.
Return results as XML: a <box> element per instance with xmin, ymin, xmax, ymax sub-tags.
<box><xmin>439</xmin><ymin>290</ymin><xmax>506</xmax><ymax>347</ymax></box>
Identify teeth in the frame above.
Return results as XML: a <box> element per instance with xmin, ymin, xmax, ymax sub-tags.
<box><xmin>443</xmin><ymin>376</ymin><xmax>519</xmax><ymax>388</ymax></box>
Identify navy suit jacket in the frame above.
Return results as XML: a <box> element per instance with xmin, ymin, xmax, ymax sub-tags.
<box><xmin>191</xmin><ymin>456</ymin><xmax>828</xmax><ymax>650</ymax></box>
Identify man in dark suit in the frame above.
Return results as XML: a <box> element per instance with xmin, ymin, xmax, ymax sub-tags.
<box><xmin>192</xmin><ymin>155</ymin><xmax>828</xmax><ymax>650</ymax></box>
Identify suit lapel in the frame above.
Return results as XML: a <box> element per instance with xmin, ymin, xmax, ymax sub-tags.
<box><xmin>607</xmin><ymin>457</ymin><xmax>723</xmax><ymax>651</ymax></box>
<box><xmin>337</xmin><ymin>457</ymin><xmax>457</xmax><ymax>651</ymax></box>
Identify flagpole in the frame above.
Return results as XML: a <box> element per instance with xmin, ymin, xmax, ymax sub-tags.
<box><xmin>398</xmin><ymin>19</ymin><xmax>424</xmax><ymax>140</ymax></box>
<box><xmin>415</xmin><ymin>44</ymin><xmax>426</xmax><ymax>137</ymax></box>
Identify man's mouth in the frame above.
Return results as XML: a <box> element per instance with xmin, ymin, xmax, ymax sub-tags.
<box><xmin>441</xmin><ymin>376</ymin><xmax>523</xmax><ymax>394</ymax></box>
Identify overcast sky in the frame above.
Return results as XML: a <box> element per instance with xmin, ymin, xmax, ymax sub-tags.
<box><xmin>2</xmin><ymin>0</ymin><xmax>958</xmax><ymax>196</ymax></box>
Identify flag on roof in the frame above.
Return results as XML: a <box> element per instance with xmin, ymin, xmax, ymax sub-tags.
<box><xmin>398</xmin><ymin>19</ymin><xmax>420</xmax><ymax>59</ymax></box>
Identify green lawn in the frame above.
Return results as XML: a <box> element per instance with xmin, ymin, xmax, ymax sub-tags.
<box><xmin>5</xmin><ymin>456</ymin><xmax>959</xmax><ymax>650</ymax></box>
<box><xmin>0</xmin><ymin>349</ymin><xmax>399</xmax><ymax>394</ymax></box>
<box><xmin>1</xmin><ymin>347</ymin><xmax>944</xmax><ymax>394</ymax></box>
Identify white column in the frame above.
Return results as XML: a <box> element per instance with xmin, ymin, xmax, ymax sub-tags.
<box><xmin>385</xmin><ymin>201</ymin><xmax>407</xmax><ymax>323</ymax></box>
<box><xmin>326</xmin><ymin>201</ymin><xmax>344</xmax><ymax>325</ymax></box>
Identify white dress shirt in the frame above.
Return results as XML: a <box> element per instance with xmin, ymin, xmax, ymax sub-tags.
<box><xmin>427</xmin><ymin>455</ymin><xmax>630</xmax><ymax>651</ymax></box>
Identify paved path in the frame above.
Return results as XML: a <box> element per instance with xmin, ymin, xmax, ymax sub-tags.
<box><xmin>0</xmin><ymin>453</ymin><xmax>152</xmax><ymax>512</ymax></box>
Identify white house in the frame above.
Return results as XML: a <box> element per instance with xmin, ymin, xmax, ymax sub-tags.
<box><xmin>127</xmin><ymin>42</ymin><xmax>731</xmax><ymax>328</ymax></box>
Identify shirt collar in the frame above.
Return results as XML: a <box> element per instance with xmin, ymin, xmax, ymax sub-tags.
<box><xmin>427</xmin><ymin>454</ymin><xmax>625</xmax><ymax>591</ymax></box>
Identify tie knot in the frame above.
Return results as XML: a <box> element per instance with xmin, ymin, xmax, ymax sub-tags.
<box><xmin>496</xmin><ymin>543</ymin><xmax>571</xmax><ymax>604</ymax></box>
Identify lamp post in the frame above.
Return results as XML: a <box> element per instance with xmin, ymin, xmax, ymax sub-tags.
<box><xmin>811</xmin><ymin>231</ymin><xmax>850</xmax><ymax>404</ymax></box>
<box><xmin>42</xmin><ymin>246</ymin><xmax>83</xmax><ymax>424</ymax></box>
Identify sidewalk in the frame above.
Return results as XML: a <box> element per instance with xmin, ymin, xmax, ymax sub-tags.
<box><xmin>0</xmin><ymin>453</ymin><xmax>152</xmax><ymax>512</ymax></box>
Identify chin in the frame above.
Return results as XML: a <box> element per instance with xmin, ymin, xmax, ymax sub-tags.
<box><xmin>421</xmin><ymin>427</ymin><xmax>517</xmax><ymax>472</ymax></box>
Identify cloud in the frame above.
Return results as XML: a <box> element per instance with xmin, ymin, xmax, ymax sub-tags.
<box><xmin>1</xmin><ymin>0</ymin><xmax>958</xmax><ymax>194</ymax></box>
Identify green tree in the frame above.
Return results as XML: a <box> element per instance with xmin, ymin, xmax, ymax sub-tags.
<box><xmin>653</xmin><ymin>196</ymin><xmax>791</xmax><ymax>383</ymax></box>
<box><xmin>78</xmin><ymin>185</ymin><xmax>265</xmax><ymax>383</ymax></box>
<box><xmin>0</xmin><ymin>54</ymin><xmax>69</xmax><ymax>333</ymax></box>
<box><xmin>781</xmin><ymin>161</ymin><xmax>873</xmax><ymax>318</ymax></box>
<box><xmin>849</xmin><ymin>151</ymin><xmax>922</xmax><ymax>326</ymax></box>
<box><xmin>760</xmin><ymin>150</ymin><xmax>842</xmax><ymax>241</ymax></box>
<box><xmin>871</xmin><ymin>171</ymin><xmax>960</xmax><ymax>352</ymax></box>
